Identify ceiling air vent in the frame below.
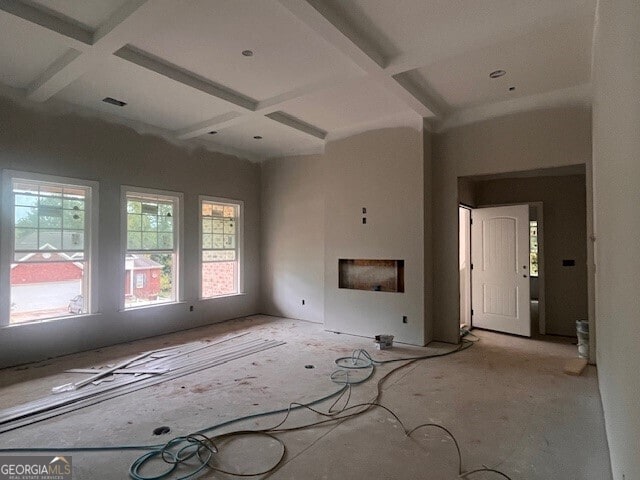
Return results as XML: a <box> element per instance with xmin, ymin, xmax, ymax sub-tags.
<box><xmin>102</xmin><ymin>97</ymin><xmax>127</xmax><ymax>107</ymax></box>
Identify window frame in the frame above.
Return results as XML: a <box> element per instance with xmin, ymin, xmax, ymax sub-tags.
<box><xmin>529</xmin><ymin>220</ymin><xmax>539</xmax><ymax>278</ymax></box>
<box><xmin>199</xmin><ymin>195</ymin><xmax>244</xmax><ymax>299</ymax></box>
<box><xmin>0</xmin><ymin>170</ymin><xmax>99</xmax><ymax>327</ymax></box>
<box><xmin>120</xmin><ymin>186</ymin><xmax>184</xmax><ymax>311</ymax></box>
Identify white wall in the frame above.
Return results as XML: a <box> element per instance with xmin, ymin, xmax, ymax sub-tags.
<box><xmin>323</xmin><ymin>128</ymin><xmax>425</xmax><ymax>345</ymax></box>
<box><xmin>262</xmin><ymin>127</ymin><xmax>428</xmax><ymax>345</ymax></box>
<box><xmin>261</xmin><ymin>155</ymin><xmax>324</xmax><ymax>323</ymax></box>
<box><xmin>592</xmin><ymin>0</ymin><xmax>640</xmax><ymax>478</ymax></box>
<box><xmin>0</xmin><ymin>96</ymin><xmax>261</xmax><ymax>367</ymax></box>
<box><xmin>432</xmin><ymin>106</ymin><xmax>592</xmax><ymax>343</ymax></box>
<box><xmin>423</xmin><ymin>129</ymin><xmax>434</xmax><ymax>343</ymax></box>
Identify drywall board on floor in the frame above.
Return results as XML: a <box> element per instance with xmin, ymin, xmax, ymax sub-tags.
<box><xmin>260</xmin><ymin>154</ymin><xmax>325</xmax><ymax>323</ymax></box>
<box><xmin>322</xmin><ymin>127</ymin><xmax>425</xmax><ymax>345</ymax></box>
<box><xmin>0</xmin><ymin>96</ymin><xmax>261</xmax><ymax>368</ymax></box>
<box><xmin>431</xmin><ymin>106</ymin><xmax>591</xmax><ymax>343</ymax></box>
<box><xmin>0</xmin><ymin>335</ymin><xmax>285</xmax><ymax>433</ymax></box>
<box><xmin>592</xmin><ymin>1</ymin><xmax>640</xmax><ymax>478</ymax></box>
<box><xmin>0</xmin><ymin>316</ymin><xmax>613</xmax><ymax>479</ymax></box>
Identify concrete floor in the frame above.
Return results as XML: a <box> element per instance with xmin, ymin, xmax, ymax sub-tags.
<box><xmin>0</xmin><ymin>315</ymin><xmax>611</xmax><ymax>479</ymax></box>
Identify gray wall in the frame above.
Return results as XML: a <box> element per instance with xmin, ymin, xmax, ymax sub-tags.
<box><xmin>432</xmin><ymin>106</ymin><xmax>592</xmax><ymax>343</ymax></box>
<box><xmin>423</xmin><ymin>130</ymin><xmax>434</xmax><ymax>343</ymax></box>
<box><xmin>323</xmin><ymin>128</ymin><xmax>425</xmax><ymax>345</ymax></box>
<box><xmin>592</xmin><ymin>0</ymin><xmax>640</xmax><ymax>478</ymax></box>
<box><xmin>261</xmin><ymin>127</ymin><xmax>428</xmax><ymax>345</ymax></box>
<box><xmin>0</xmin><ymin>96</ymin><xmax>261</xmax><ymax>367</ymax></box>
<box><xmin>473</xmin><ymin>175</ymin><xmax>588</xmax><ymax>336</ymax></box>
<box><xmin>260</xmin><ymin>154</ymin><xmax>324</xmax><ymax>323</ymax></box>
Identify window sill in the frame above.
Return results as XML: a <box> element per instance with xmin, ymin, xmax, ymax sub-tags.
<box><xmin>200</xmin><ymin>292</ymin><xmax>246</xmax><ymax>301</ymax></box>
<box><xmin>1</xmin><ymin>312</ymin><xmax>101</xmax><ymax>329</ymax></box>
<box><xmin>119</xmin><ymin>301</ymin><xmax>186</xmax><ymax>313</ymax></box>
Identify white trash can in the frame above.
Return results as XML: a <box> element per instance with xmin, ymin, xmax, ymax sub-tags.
<box><xmin>576</xmin><ymin>320</ymin><xmax>589</xmax><ymax>358</ymax></box>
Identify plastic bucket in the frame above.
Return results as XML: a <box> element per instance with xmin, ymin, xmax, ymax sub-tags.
<box><xmin>576</xmin><ymin>320</ymin><xmax>589</xmax><ymax>358</ymax></box>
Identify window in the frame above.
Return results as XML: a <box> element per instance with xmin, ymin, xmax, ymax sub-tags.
<box><xmin>123</xmin><ymin>188</ymin><xmax>181</xmax><ymax>308</ymax></box>
<box><xmin>200</xmin><ymin>197</ymin><xmax>242</xmax><ymax>298</ymax></box>
<box><xmin>1</xmin><ymin>172</ymin><xmax>97</xmax><ymax>325</ymax></box>
<box><xmin>530</xmin><ymin>220</ymin><xmax>539</xmax><ymax>277</ymax></box>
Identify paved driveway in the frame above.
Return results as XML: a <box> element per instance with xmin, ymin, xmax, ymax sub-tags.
<box><xmin>11</xmin><ymin>280</ymin><xmax>82</xmax><ymax>312</ymax></box>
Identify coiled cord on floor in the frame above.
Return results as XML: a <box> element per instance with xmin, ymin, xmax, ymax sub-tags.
<box><xmin>0</xmin><ymin>338</ymin><xmax>512</xmax><ymax>479</ymax></box>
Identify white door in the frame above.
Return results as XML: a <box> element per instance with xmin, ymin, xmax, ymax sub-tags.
<box><xmin>471</xmin><ymin>205</ymin><xmax>531</xmax><ymax>337</ymax></box>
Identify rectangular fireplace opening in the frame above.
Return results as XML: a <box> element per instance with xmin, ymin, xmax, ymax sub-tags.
<box><xmin>338</xmin><ymin>259</ymin><xmax>404</xmax><ymax>293</ymax></box>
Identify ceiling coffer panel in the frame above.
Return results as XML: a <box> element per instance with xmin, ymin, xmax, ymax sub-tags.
<box><xmin>0</xmin><ymin>0</ymin><xmax>597</xmax><ymax>160</ymax></box>
<box><xmin>129</xmin><ymin>0</ymin><xmax>362</xmax><ymax>102</ymax></box>
<box><xmin>54</xmin><ymin>56</ymin><xmax>240</xmax><ymax>132</ymax></box>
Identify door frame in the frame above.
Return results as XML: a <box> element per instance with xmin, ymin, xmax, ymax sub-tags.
<box><xmin>531</xmin><ymin>202</ymin><xmax>546</xmax><ymax>335</ymax></box>
<box><xmin>472</xmin><ymin>201</ymin><xmax>546</xmax><ymax>335</ymax></box>
<box><xmin>459</xmin><ymin>204</ymin><xmax>472</xmax><ymax>330</ymax></box>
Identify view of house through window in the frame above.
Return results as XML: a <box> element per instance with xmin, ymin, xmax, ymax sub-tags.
<box><xmin>201</xmin><ymin>198</ymin><xmax>241</xmax><ymax>297</ymax></box>
<box><xmin>530</xmin><ymin>220</ymin><xmax>539</xmax><ymax>277</ymax></box>
<box><xmin>9</xmin><ymin>178</ymin><xmax>92</xmax><ymax>324</ymax></box>
<box><xmin>125</xmin><ymin>190</ymin><xmax>179</xmax><ymax>308</ymax></box>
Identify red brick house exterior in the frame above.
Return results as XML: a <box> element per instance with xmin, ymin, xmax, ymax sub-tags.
<box><xmin>11</xmin><ymin>252</ymin><xmax>83</xmax><ymax>284</ymax></box>
<box><xmin>125</xmin><ymin>255</ymin><xmax>163</xmax><ymax>300</ymax></box>
<box><xmin>202</xmin><ymin>261</ymin><xmax>236</xmax><ymax>297</ymax></box>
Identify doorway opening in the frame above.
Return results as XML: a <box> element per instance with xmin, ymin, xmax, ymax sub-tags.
<box><xmin>458</xmin><ymin>166</ymin><xmax>588</xmax><ymax>340</ymax></box>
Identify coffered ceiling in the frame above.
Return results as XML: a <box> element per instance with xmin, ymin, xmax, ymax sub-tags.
<box><xmin>0</xmin><ymin>0</ymin><xmax>596</xmax><ymax>161</ymax></box>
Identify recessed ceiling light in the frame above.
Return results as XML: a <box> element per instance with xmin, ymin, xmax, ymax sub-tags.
<box><xmin>253</xmin><ymin>135</ymin><xmax>263</xmax><ymax>139</ymax></box>
<box><xmin>509</xmin><ymin>86</ymin><xmax>516</xmax><ymax>91</ymax></box>
<box><xmin>242</xmin><ymin>50</ymin><xmax>254</xmax><ymax>57</ymax></box>
<box><xmin>102</xmin><ymin>96</ymin><xmax>127</xmax><ymax>107</ymax></box>
<box><xmin>208</xmin><ymin>131</ymin><xmax>218</xmax><ymax>135</ymax></box>
<box><xmin>489</xmin><ymin>70</ymin><xmax>506</xmax><ymax>79</ymax></box>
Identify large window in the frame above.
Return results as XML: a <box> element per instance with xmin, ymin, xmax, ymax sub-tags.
<box><xmin>1</xmin><ymin>172</ymin><xmax>97</xmax><ymax>324</ymax></box>
<box><xmin>123</xmin><ymin>188</ymin><xmax>181</xmax><ymax>308</ymax></box>
<box><xmin>200</xmin><ymin>197</ymin><xmax>242</xmax><ymax>298</ymax></box>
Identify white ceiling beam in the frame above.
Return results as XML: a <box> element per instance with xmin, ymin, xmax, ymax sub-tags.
<box><xmin>25</xmin><ymin>0</ymin><xmax>158</xmax><ymax>102</ymax></box>
<box><xmin>175</xmin><ymin>112</ymin><xmax>245</xmax><ymax>140</ymax></box>
<box><xmin>302</xmin><ymin>0</ymin><xmax>387</xmax><ymax>69</ymax></box>
<box><xmin>384</xmin><ymin>50</ymin><xmax>441</xmax><ymax>77</ymax></box>
<box><xmin>265</xmin><ymin>112</ymin><xmax>327</xmax><ymax>140</ymax></box>
<box><xmin>276</xmin><ymin>0</ymin><xmax>434</xmax><ymax>118</ymax></box>
<box><xmin>114</xmin><ymin>43</ymin><xmax>335</xmax><ymax>141</ymax></box>
<box><xmin>256</xmin><ymin>73</ymin><xmax>362</xmax><ymax>113</ymax></box>
<box><xmin>93</xmin><ymin>0</ymin><xmax>147</xmax><ymax>44</ymax></box>
<box><xmin>0</xmin><ymin>0</ymin><xmax>92</xmax><ymax>49</ymax></box>
<box><xmin>389</xmin><ymin>71</ymin><xmax>449</xmax><ymax>118</ymax></box>
<box><xmin>27</xmin><ymin>49</ymin><xmax>91</xmax><ymax>102</ymax></box>
<box><xmin>277</xmin><ymin>0</ymin><xmax>382</xmax><ymax>74</ymax></box>
<box><xmin>115</xmin><ymin>46</ymin><xmax>257</xmax><ymax>111</ymax></box>
<box><xmin>375</xmin><ymin>72</ymin><xmax>439</xmax><ymax>118</ymax></box>
<box><xmin>175</xmin><ymin>73</ymin><xmax>361</xmax><ymax>139</ymax></box>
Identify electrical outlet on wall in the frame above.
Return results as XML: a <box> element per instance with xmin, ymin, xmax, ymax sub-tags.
<box><xmin>402</xmin><ymin>316</ymin><xmax>408</xmax><ymax>324</ymax></box>
<box><xmin>302</xmin><ymin>299</ymin><xmax>305</xmax><ymax>305</ymax></box>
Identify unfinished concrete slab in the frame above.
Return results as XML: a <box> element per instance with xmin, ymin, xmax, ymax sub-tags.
<box><xmin>0</xmin><ymin>315</ymin><xmax>611</xmax><ymax>479</ymax></box>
